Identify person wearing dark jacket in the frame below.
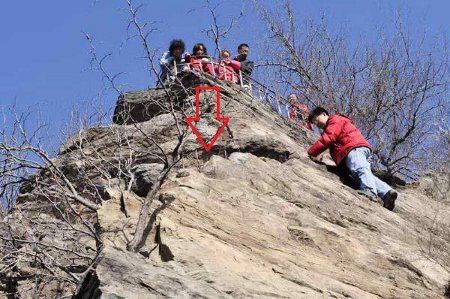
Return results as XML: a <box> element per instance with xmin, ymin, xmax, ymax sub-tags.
<box><xmin>307</xmin><ymin>107</ymin><xmax>398</xmax><ymax>210</ymax></box>
<box><xmin>159</xmin><ymin>39</ymin><xmax>187</xmax><ymax>83</ymax></box>
<box><xmin>233</xmin><ymin>43</ymin><xmax>254</xmax><ymax>85</ymax></box>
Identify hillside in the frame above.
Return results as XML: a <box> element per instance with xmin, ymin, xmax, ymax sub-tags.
<box><xmin>1</xmin><ymin>71</ymin><xmax>449</xmax><ymax>298</ymax></box>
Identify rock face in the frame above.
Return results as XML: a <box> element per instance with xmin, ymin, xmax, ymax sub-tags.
<box><xmin>1</xmin><ymin>71</ymin><xmax>449</xmax><ymax>298</ymax></box>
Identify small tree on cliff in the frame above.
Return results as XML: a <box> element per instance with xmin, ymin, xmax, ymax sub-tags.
<box><xmin>0</xmin><ymin>1</ymin><xmax>199</xmax><ymax>296</ymax></box>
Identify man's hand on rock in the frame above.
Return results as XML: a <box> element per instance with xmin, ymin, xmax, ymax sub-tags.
<box><xmin>321</xmin><ymin>152</ymin><xmax>332</xmax><ymax>161</ymax></box>
<box><xmin>309</xmin><ymin>154</ymin><xmax>324</xmax><ymax>163</ymax></box>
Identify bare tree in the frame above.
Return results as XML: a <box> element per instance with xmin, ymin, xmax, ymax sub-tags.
<box><xmin>121</xmin><ymin>0</ymin><xmax>197</xmax><ymax>253</ymax></box>
<box><xmin>417</xmin><ymin>145</ymin><xmax>450</xmax><ymax>279</ymax></box>
<box><xmin>0</xmin><ymin>83</ymin><xmax>199</xmax><ymax>295</ymax></box>
<box><xmin>187</xmin><ymin>0</ymin><xmax>243</xmax><ymax>58</ymax></box>
<box><xmin>0</xmin><ymin>1</ymin><xmax>203</xmax><ymax>296</ymax></box>
<box><xmin>254</xmin><ymin>0</ymin><xmax>449</xmax><ymax>180</ymax></box>
<box><xmin>0</xmin><ymin>106</ymin><xmax>103</xmax><ymax>297</ymax></box>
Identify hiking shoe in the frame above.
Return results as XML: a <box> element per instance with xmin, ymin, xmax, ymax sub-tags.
<box><xmin>357</xmin><ymin>189</ymin><xmax>378</xmax><ymax>202</ymax></box>
<box><xmin>382</xmin><ymin>190</ymin><xmax>398</xmax><ymax>211</ymax></box>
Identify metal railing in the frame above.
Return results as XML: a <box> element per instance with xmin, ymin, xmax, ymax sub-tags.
<box><xmin>168</xmin><ymin>56</ymin><xmax>240</xmax><ymax>83</ymax></box>
<box><xmin>162</xmin><ymin>57</ymin><xmax>307</xmax><ymax>124</ymax></box>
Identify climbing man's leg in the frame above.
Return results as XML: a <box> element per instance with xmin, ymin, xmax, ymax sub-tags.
<box><xmin>345</xmin><ymin>147</ymin><xmax>397</xmax><ymax>210</ymax></box>
<box><xmin>345</xmin><ymin>147</ymin><xmax>378</xmax><ymax>198</ymax></box>
<box><xmin>364</xmin><ymin>150</ymin><xmax>397</xmax><ymax>210</ymax></box>
<box><xmin>373</xmin><ymin>176</ymin><xmax>392</xmax><ymax>198</ymax></box>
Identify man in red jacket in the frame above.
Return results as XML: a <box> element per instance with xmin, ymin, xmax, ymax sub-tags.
<box><xmin>307</xmin><ymin>107</ymin><xmax>398</xmax><ymax>210</ymax></box>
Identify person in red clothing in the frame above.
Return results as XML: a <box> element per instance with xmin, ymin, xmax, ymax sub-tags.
<box><xmin>216</xmin><ymin>49</ymin><xmax>241</xmax><ymax>83</ymax></box>
<box><xmin>184</xmin><ymin>43</ymin><xmax>215</xmax><ymax>75</ymax></box>
<box><xmin>287</xmin><ymin>93</ymin><xmax>313</xmax><ymax>131</ymax></box>
<box><xmin>307</xmin><ymin>107</ymin><xmax>398</xmax><ymax>210</ymax></box>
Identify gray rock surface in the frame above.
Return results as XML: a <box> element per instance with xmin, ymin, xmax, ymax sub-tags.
<box><xmin>1</xmin><ymin>71</ymin><xmax>449</xmax><ymax>298</ymax></box>
<box><xmin>131</xmin><ymin>163</ymin><xmax>165</xmax><ymax>197</ymax></box>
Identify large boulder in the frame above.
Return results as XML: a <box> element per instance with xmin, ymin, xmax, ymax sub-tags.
<box><xmin>2</xmin><ymin>71</ymin><xmax>449</xmax><ymax>298</ymax></box>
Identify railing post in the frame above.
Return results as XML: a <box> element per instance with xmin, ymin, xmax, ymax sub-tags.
<box><xmin>276</xmin><ymin>95</ymin><xmax>282</xmax><ymax>114</ymax></box>
<box><xmin>210</xmin><ymin>56</ymin><xmax>216</xmax><ymax>77</ymax></box>
<box><xmin>264</xmin><ymin>86</ymin><xmax>269</xmax><ymax>105</ymax></box>
<box><xmin>167</xmin><ymin>55</ymin><xmax>305</xmax><ymax>123</ymax></box>
<box><xmin>258</xmin><ymin>88</ymin><xmax>263</xmax><ymax>102</ymax></box>
<box><xmin>239</xmin><ymin>70</ymin><xmax>244</xmax><ymax>87</ymax></box>
<box><xmin>173</xmin><ymin>60</ymin><xmax>178</xmax><ymax>77</ymax></box>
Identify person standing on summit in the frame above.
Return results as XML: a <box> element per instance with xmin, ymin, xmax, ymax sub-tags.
<box><xmin>307</xmin><ymin>107</ymin><xmax>398</xmax><ymax>211</ymax></box>
<box><xmin>233</xmin><ymin>43</ymin><xmax>254</xmax><ymax>86</ymax></box>
<box><xmin>185</xmin><ymin>43</ymin><xmax>214</xmax><ymax>75</ymax></box>
<box><xmin>159</xmin><ymin>39</ymin><xmax>187</xmax><ymax>83</ymax></box>
<box><xmin>216</xmin><ymin>49</ymin><xmax>241</xmax><ymax>83</ymax></box>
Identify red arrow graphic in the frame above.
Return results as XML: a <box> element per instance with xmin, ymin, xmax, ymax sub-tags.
<box><xmin>186</xmin><ymin>86</ymin><xmax>229</xmax><ymax>152</ymax></box>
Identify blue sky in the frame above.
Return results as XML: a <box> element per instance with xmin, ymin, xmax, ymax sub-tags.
<box><xmin>0</xmin><ymin>0</ymin><xmax>448</xmax><ymax>149</ymax></box>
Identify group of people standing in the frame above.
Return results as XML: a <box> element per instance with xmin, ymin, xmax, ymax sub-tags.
<box><xmin>159</xmin><ymin>39</ymin><xmax>254</xmax><ymax>85</ymax></box>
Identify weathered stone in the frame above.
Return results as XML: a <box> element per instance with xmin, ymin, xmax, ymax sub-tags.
<box><xmin>131</xmin><ymin>163</ymin><xmax>164</xmax><ymax>197</ymax></box>
<box><xmin>113</xmin><ymin>88</ymin><xmax>169</xmax><ymax>125</ymax></box>
<box><xmin>2</xmin><ymin>71</ymin><xmax>449</xmax><ymax>298</ymax></box>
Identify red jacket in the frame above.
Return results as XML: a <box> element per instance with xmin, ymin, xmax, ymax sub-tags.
<box><xmin>216</xmin><ymin>59</ymin><xmax>241</xmax><ymax>83</ymax></box>
<box><xmin>307</xmin><ymin>114</ymin><xmax>371</xmax><ymax>165</ymax></box>
<box><xmin>289</xmin><ymin>103</ymin><xmax>313</xmax><ymax>131</ymax></box>
<box><xmin>186</xmin><ymin>56</ymin><xmax>215</xmax><ymax>75</ymax></box>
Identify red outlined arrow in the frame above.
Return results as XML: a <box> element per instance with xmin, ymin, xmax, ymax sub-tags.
<box><xmin>186</xmin><ymin>86</ymin><xmax>229</xmax><ymax>152</ymax></box>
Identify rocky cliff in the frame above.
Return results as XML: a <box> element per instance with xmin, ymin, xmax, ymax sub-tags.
<box><xmin>1</xmin><ymin>72</ymin><xmax>449</xmax><ymax>298</ymax></box>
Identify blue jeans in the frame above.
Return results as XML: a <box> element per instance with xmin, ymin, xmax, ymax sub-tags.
<box><xmin>344</xmin><ymin>147</ymin><xmax>392</xmax><ymax>198</ymax></box>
